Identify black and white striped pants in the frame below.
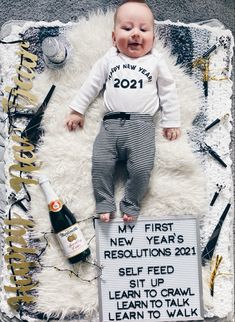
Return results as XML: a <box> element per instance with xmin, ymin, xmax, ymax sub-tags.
<box><xmin>92</xmin><ymin>112</ymin><xmax>155</xmax><ymax>216</ymax></box>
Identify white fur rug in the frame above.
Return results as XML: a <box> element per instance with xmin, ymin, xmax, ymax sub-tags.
<box><xmin>0</xmin><ymin>11</ymin><xmax>234</xmax><ymax>322</ymax></box>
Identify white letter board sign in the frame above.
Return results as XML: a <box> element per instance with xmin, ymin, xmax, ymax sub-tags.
<box><xmin>95</xmin><ymin>217</ymin><xmax>203</xmax><ymax>322</ymax></box>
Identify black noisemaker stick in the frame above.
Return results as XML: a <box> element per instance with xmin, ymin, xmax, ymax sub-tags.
<box><xmin>202</xmin><ymin>203</ymin><xmax>231</xmax><ymax>265</ymax></box>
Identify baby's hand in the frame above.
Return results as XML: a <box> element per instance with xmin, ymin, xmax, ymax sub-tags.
<box><xmin>66</xmin><ymin>110</ymin><xmax>84</xmax><ymax>131</ymax></box>
<box><xmin>163</xmin><ymin>127</ymin><xmax>181</xmax><ymax>140</ymax></box>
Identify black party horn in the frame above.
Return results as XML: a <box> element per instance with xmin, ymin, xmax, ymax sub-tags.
<box><xmin>210</xmin><ymin>184</ymin><xmax>224</xmax><ymax>206</ymax></box>
<box><xmin>202</xmin><ymin>203</ymin><xmax>231</xmax><ymax>265</ymax></box>
<box><xmin>21</xmin><ymin>85</ymin><xmax>56</xmax><ymax>145</ymax></box>
<box><xmin>205</xmin><ymin>114</ymin><xmax>229</xmax><ymax>131</ymax></box>
<box><xmin>204</xmin><ymin>143</ymin><xmax>227</xmax><ymax>168</ymax></box>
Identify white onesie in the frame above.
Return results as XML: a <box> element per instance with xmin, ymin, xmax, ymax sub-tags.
<box><xmin>69</xmin><ymin>46</ymin><xmax>180</xmax><ymax>128</ymax></box>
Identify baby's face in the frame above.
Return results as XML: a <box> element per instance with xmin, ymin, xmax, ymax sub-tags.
<box><xmin>112</xmin><ymin>2</ymin><xmax>155</xmax><ymax>58</ymax></box>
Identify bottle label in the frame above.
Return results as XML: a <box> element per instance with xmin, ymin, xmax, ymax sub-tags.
<box><xmin>56</xmin><ymin>223</ymin><xmax>89</xmax><ymax>259</ymax></box>
<box><xmin>49</xmin><ymin>200</ymin><xmax>63</xmax><ymax>212</ymax></box>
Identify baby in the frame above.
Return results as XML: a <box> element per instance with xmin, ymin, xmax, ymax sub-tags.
<box><xmin>66</xmin><ymin>0</ymin><xmax>181</xmax><ymax>223</ymax></box>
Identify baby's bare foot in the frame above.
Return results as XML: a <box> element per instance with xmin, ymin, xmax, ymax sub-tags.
<box><xmin>123</xmin><ymin>214</ymin><xmax>137</xmax><ymax>222</ymax></box>
<box><xmin>99</xmin><ymin>213</ymin><xmax>110</xmax><ymax>222</ymax></box>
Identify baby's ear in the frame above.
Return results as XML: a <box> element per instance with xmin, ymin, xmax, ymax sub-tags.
<box><xmin>112</xmin><ymin>31</ymin><xmax>116</xmax><ymax>46</ymax></box>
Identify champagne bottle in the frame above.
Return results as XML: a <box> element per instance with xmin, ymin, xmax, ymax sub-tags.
<box><xmin>38</xmin><ymin>175</ymin><xmax>90</xmax><ymax>264</ymax></box>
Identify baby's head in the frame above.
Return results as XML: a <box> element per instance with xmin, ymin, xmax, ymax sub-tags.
<box><xmin>112</xmin><ymin>0</ymin><xmax>155</xmax><ymax>58</ymax></box>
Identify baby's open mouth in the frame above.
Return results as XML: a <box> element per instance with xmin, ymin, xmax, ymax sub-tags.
<box><xmin>128</xmin><ymin>42</ymin><xmax>141</xmax><ymax>47</ymax></box>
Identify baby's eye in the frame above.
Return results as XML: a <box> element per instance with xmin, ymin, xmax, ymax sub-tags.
<box><xmin>140</xmin><ymin>28</ymin><xmax>148</xmax><ymax>32</ymax></box>
<box><xmin>122</xmin><ymin>26</ymin><xmax>131</xmax><ymax>31</ymax></box>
